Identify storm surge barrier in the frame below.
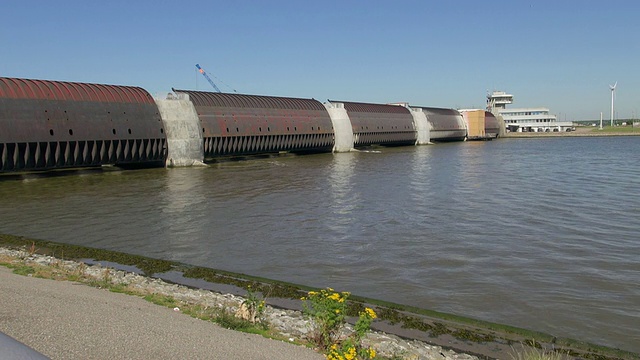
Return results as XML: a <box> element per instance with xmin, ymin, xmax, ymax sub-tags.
<box><xmin>1</xmin><ymin>76</ymin><xmax>501</xmax><ymax>174</ymax></box>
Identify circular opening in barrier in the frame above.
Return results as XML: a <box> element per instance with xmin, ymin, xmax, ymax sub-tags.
<box><xmin>68</xmin><ymin>129</ymin><xmax>73</xmax><ymax>135</ymax></box>
<box><xmin>202</xmin><ymin>128</ymin><xmax>205</xmax><ymax>133</ymax></box>
<box><xmin>49</xmin><ymin>129</ymin><xmax>54</xmax><ymax>136</ymax></box>
<box><xmin>112</xmin><ymin>129</ymin><xmax>116</xmax><ymax>135</ymax></box>
<box><xmin>160</xmin><ymin>128</ymin><xmax>164</xmax><ymax>134</ymax></box>
<box><xmin>128</xmin><ymin>129</ymin><xmax>132</xmax><ymax>134</ymax></box>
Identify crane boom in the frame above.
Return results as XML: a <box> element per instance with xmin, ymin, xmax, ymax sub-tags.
<box><xmin>195</xmin><ymin>64</ymin><xmax>221</xmax><ymax>92</ymax></box>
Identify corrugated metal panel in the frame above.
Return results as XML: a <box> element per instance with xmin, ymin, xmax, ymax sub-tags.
<box><xmin>330</xmin><ymin>100</ymin><xmax>411</xmax><ymax>114</ymax></box>
<box><xmin>329</xmin><ymin>100</ymin><xmax>415</xmax><ymax>147</ymax></box>
<box><xmin>419</xmin><ymin>107</ymin><xmax>467</xmax><ymax>141</ymax></box>
<box><xmin>173</xmin><ymin>89</ymin><xmax>326</xmax><ymax>111</ymax></box>
<box><xmin>421</xmin><ymin>107</ymin><xmax>466</xmax><ymax>130</ymax></box>
<box><xmin>418</xmin><ymin>107</ymin><xmax>459</xmax><ymax>116</ymax></box>
<box><xmin>172</xmin><ymin>89</ymin><xmax>334</xmax><ymax>158</ymax></box>
<box><xmin>0</xmin><ymin>77</ymin><xmax>166</xmax><ymax>173</ymax></box>
<box><xmin>0</xmin><ymin>77</ymin><xmax>155</xmax><ymax>104</ymax></box>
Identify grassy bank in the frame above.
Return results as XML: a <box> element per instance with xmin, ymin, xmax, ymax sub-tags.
<box><xmin>1</xmin><ymin>234</ymin><xmax>638</xmax><ymax>360</ymax></box>
<box><xmin>587</xmin><ymin>125</ymin><xmax>639</xmax><ymax>134</ymax></box>
<box><xmin>504</xmin><ymin>125</ymin><xmax>640</xmax><ymax>138</ymax></box>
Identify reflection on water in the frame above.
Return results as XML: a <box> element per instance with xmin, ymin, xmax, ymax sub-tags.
<box><xmin>327</xmin><ymin>152</ymin><xmax>359</xmax><ymax>241</ymax></box>
<box><xmin>1</xmin><ymin>137</ymin><xmax>640</xmax><ymax>353</ymax></box>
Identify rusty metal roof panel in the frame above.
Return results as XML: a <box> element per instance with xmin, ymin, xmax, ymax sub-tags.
<box><xmin>172</xmin><ymin>89</ymin><xmax>326</xmax><ymax>111</ymax></box>
<box><xmin>417</xmin><ymin>106</ymin><xmax>461</xmax><ymax>116</ymax></box>
<box><xmin>0</xmin><ymin>77</ymin><xmax>155</xmax><ymax>104</ymax></box>
<box><xmin>419</xmin><ymin>107</ymin><xmax>467</xmax><ymax>130</ymax></box>
<box><xmin>171</xmin><ymin>90</ymin><xmax>335</xmax><ymax>157</ymax></box>
<box><xmin>0</xmin><ymin>77</ymin><xmax>166</xmax><ymax>173</ymax></box>
<box><xmin>329</xmin><ymin>100</ymin><xmax>411</xmax><ymax>114</ymax></box>
<box><xmin>328</xmin><ymin>100</ymin><xmax>415</xmax><ymax>147</ymax></box>
<box><xmin>416</xmin><ymin>107</ymin><xmax>467</xmax><ymax>141</ymax></box>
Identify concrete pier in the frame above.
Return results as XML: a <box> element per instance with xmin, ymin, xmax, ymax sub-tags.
<box><xmin>324</xmin><ymin>102</ymin><xmax>355</xmax><ymax>152</ymax></box>
<box><xmin>154</xmin><ymin>93</ymin><xmax>205</xmax><ymax>167</ymax></box>
<box><xmin>409</xmin><ymin>107</ymin><xmax>430</xmax><ymax>145</ymax></box>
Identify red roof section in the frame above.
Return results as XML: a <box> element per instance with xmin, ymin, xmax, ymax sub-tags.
<box><xmin>0</xmin><ymin>77</ymin><xmax>155</xmax><ymax>104</ymax></box>
<box><xmin>329</xmin><ymin>100</ymin><xmax>410</xmax><ymax>114</ymax></box>
<box><xmin>173</xmin><ymin>89</ymin><xmax>326</xmax><ymax>111</ymax></box>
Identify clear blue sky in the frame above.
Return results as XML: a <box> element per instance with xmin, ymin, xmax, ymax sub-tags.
<box><xmin>2</xmin><ymin>0</ymin><xmax>639</xmax><ymax>121</ymax></box>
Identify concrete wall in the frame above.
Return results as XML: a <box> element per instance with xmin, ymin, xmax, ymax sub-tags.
<box><xmin>154</xmin><ymin>93</ymin><xmax>205</xmax><ymax>167</ymax></box>
<box><xmin>409</xmin><ymin>107</ymin><xmax>430</xmax><ymax>145</ymax></box>
<box><xmin>324</xmin><ymin>102</ymin><xmax>354</xmax><ymax>152</ymax></box>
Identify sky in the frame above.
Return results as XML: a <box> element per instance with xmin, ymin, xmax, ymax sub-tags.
<box><xmin>2</xmin><ymin>0</ymin><xmax>639</xmax><ymax>121</ymax></box>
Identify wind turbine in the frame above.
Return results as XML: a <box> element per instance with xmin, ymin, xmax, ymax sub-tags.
<box><xmin>609</xmin><ymin>81</ymin><xmax>617</xmax><ymax>127</ymax></box>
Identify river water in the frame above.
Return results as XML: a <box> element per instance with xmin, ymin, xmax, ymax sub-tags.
<box><xmin>1</xmin><ymin>137</ymin><xmax>639</xmax><ymax>353</ymax></box>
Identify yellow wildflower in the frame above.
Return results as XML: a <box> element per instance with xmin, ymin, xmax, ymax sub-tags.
<box><xmin>344</xmin><ymin>346</ymin><xmax>357</xmax><ymax>360</ymax></box>
<box><xmin>364</xmin><ymin>307</ymin><xmax>377</xmax><ymax>319</ymax></box>
<box><xmin>368</xmin><ymin>347</ymin><xmax>376</xmax><ymax>358</ymax></box>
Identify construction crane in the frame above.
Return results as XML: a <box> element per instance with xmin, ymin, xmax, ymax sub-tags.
<box><xmin>195</xmin><ymin>64</ymin><xmax>221</xmax><ymax>92</ymax></box>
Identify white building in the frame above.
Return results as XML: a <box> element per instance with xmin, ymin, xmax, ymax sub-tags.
<box><xmin>486</xmin><ymin>91</ymin><xmax>573</xmax><ymax>132</ymax></box>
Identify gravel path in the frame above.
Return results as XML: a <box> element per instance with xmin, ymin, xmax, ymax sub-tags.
<box><xmin>0</xmin><ymin>266</ymin><xmax>324</xmax><ymax>360</ymax></box>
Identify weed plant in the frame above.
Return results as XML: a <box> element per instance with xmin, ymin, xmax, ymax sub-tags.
<box><xmin>302</xmin><ymin>288</ymin><xmax>377</xmax><ymax>359</ymax></box>
<box><xmin>510</xmin><ymin>343</ymin><xmax>567</xmax><ymax>360</ymax></box>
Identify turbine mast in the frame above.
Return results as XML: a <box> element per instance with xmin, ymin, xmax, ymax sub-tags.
<box><xmin>610</xmin><ymin>81</ymin><xmax>617</xmax><ymax>127</ymax></box>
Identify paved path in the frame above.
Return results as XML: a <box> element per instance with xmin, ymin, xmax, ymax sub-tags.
<box><xmin>0</xmin><ymin>266</ymin><xmax>324</xmax><ymax>360</ymax></box>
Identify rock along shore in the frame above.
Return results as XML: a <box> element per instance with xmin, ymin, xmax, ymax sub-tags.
<box><xmin>0</xmin><ymin>247</ymin><xmax>479</xmax><ymax>360</ymax></box>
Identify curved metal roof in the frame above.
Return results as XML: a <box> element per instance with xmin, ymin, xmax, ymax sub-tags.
<box><xmin>417</xmin><ymin>107</ymin><xmax>461</xmax><ymax>116</ymax></box>
<box><xmin>172</xmin><ymin>89</ymin><xmax>326</xmax><ymax>111</ymax></box>
<box><xmin>328</xmin><ymin>100</ymin><xmax>410</xmax><ymax>114</ymax></box>
<box><xmin>0</xmin><ymin>77</ymin><xmax>154</xmax><ymax>104</ymax></box>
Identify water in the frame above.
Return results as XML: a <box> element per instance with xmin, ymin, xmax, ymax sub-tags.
<box><xmin>1</xmin><ymin>137</ymin><xmax>639</xmax><ymax>353</ymax></box>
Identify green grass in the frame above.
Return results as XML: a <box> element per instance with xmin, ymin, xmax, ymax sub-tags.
<box><xmin>10</xmin><ymin>264</ymin><xmax>36</xmax><ymax>276</ymax></box>
<box><xmin>143</xmin><ymin>293</ymin><xmax>179</xmax><ymax>308</ymax></box>
<box><xmin>589</xmin><ymin>125</ymin><xmax>638</xmax><ymax>133</ymax></box>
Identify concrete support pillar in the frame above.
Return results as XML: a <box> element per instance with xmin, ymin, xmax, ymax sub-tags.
<box><xmin>324</xmin><ymin>102</ymin><xmax>354</xmax><ymax>152</ymax></box>
<box><xmin>409</xmin><ymin>107</ymin><xmax>430</xmax><ymax>145</ymax></box>
<box><xmin>154</xmin><ymin>93</ymin><xmax>206</xmax><ymax>167</ymax></box>
<box><xmin>496</xmin><ymin>114</ymin><xmax>507</xmax><ymax>138</ymax></box>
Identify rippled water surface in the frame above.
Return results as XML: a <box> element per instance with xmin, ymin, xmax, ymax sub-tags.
<box><xmin>1</xmin><ymin>137</ymin><xmax>639</xmax><ymax>352</ymax></box>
